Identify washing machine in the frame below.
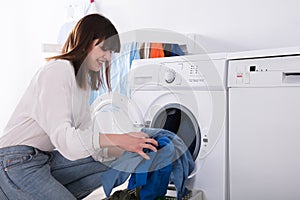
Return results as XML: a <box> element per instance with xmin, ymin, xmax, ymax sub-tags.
<box><xmin>90</xmin><ymin>53</ymin><xmax>228</xmax><ymax>200</ymax></box>
<box><xmin>124</xmin><ymin>53</ymin><xmax>228</xmax><ymax>200</ymax></box>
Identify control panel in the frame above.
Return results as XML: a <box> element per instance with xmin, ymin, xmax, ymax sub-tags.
<box><xmin>159</xmin><ymin>62</ymin><xmax>206</xmax><ymax>88</ymax></box>
<box><xmin>228</xmin><ymin>55</ymin><xmax>300</xmax><ymax>87</ymax></box>
<box><xmin>129</xmin><ymin>54</ymin><xmax>227</xmax><ymax>91</ymax></box>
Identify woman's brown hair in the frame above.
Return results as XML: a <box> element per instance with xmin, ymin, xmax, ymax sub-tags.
<box><xmin>46</xmin><ymin>14</ymin><xmax>121</xmax><ymax>91</ymax></box>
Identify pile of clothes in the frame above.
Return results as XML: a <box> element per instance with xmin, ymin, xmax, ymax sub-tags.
<box><xmin>101</xmin><ymin>128</ymin><xmax>195</xmax><ymax>200</ymax></box>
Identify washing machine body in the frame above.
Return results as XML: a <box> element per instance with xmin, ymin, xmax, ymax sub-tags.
<box><xmin>90</xmin><ymin>92</ymin><xmax>144</xmax><ymax>134</ymax></box>
<box><xmin>128</xmin><ymin>54</ymin><xmax>228</xmax><ymax>200</ymax></box>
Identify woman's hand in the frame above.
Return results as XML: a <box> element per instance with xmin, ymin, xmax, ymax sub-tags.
<box><xmin>120</xmin><ymin>132</ymin><xmax>158</xmax><ymax>160</ymax></box>
<box><xmin>99</xmin><ymin>132</ymin><xmax>158</xmax><ymax>160</ymax></box>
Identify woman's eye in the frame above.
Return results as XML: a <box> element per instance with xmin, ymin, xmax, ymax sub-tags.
<box><xmin>100</xmin><ymin>46</ymin><xmax>107</xmax><ymax>51</ymax></box>
<box><xmin>100</xmin><ymin>46</ymin><xmax>113</xmax><ymax>54</ymax></box>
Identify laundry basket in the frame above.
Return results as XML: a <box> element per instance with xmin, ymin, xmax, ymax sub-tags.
<box><xmin>103</xmin><ymin>186</ymin><xmax>203</xmax><ymax>200</ymax></box>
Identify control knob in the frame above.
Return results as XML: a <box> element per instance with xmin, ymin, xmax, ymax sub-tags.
<box><xmin>164</xmin><ymin>69</ymin><xmax>176</xmax><ymax>83</ymax></box>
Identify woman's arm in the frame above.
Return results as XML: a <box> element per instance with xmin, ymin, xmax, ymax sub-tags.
<box><xmin>99</xmin><ymin>132</ymin><xmax>158</xmax><ymax>160</ymax></box>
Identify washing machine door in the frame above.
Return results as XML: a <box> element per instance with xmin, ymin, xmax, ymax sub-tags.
<box><xmin>131</xmin><ymin>91</ymin><xmax>203</xmax><ymax>178</ymax></box>
<box><xmin>150</xmin><ymin>103</ymin><xmax>201</xmax><ymax>162</ymax></box>
<box><xmin>91</xmin><ymin>93</ymin><xmax>144</xmax><ymax>134</ymax></box>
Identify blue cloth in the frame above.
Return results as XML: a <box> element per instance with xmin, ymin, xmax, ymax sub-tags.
<box><xmin>129</xmin><ymin>42</ymin><xmax>140</xmax><ymax>67</ymax></box>
<box><xmin>100</xmin><ymin>128</ymin><xmax>195</xmax><ymax>200</ymax></box>
<box><xmin>171</xmin><ymin>44</ymin><xmax>185</xmax><ymax>56</ymax></box>
<box><xmin>111</xmin><ymin>42</ymin><xmax>140</xmax><ymax>96</ymax></box>
<box><xmin>89</xmin><ymin>42</ymin><xmax>140</xmax><ymax>104</ymax></box>
<box><xmin>127</xmin><ymin>136</ymin><xmax>173</xmax><ymax>199</ymax></box>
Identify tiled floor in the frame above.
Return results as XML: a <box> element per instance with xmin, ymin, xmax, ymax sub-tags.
<box><xmin>83</xmin><ymin>182</ymin><xmax>128</xmax><ymax>200</ymax></box>
<box><xmin>83</xmin><ymin>184</ymin><xmax>204</xmax><ymax>200</ymax></box>
<box><xmin>83</xmin><ymin>187</ymin><xmax>106</xmax><ymax>200</ymax></box>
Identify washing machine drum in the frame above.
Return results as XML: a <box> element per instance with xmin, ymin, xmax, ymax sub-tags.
<box><xmin>91</xmin><ymin>93</ymin><xmax>144</xmax><ymax>134</ymax></box>
<box><xmin>150</xmin><ymin>104</ymin><xmax>201</xmax><ymax>161</ymax></box>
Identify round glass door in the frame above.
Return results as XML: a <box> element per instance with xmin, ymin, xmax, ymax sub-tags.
<box><xmin>151</xmin><ymin>103</ymin><xmax>201</xmax><ymax>161</ymax></box>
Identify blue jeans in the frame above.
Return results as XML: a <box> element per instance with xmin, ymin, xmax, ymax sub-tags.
<box><xmin>0</xmin><ymin>145</ymin><xmax>109</xmax><ymax>200</ymax></box>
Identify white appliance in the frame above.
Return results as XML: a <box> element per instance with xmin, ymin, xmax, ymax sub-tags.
<box><xmin>127</xmin><ymin>53</ymin><xmax>228</xmax><ymax>200</ymax></box>
<box><xmin>227</xmin><ymin>53</ymin><xmax>300</xmax><ymax>200</ymax></box>
<box><xmin>91</xmin><ymin>92</ymin><xmax>144</xmax><ymax>134</ymax></box>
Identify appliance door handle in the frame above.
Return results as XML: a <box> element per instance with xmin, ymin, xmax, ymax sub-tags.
<box><xmin>283</xmin><ymin>72</ymin><xmax>300</xmax><ymax>83</ymax></box>
<box><xmin>284</xmin><ymin>72</ymin><xmax>300</xmax><ymax>76</ymax></box>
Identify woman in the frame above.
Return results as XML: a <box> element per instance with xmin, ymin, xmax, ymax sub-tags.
<box><xmin>0</xmin><ymin>14</ymin><xmax>157</xmax><ymax>199</ymax></box>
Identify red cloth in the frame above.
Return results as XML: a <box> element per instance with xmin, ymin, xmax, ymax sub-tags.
<box><xmin>150</xmin><ymin>43</ymin><xmax>165</xmax><ymax>58</ymax></box>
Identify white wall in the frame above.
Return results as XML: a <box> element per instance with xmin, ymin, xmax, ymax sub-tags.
<box><xmin>98</xmin><ymin>0</ymin><xmax>300</xmax><ymax>53</ymax></box>
<box><xmin>1</xmin><ymin>0</ymin><xmax>300</xmax><ymax>134</ymax></box>
<box><xmin>0</xmin><ymin>0</ymin><xmax>67</xmax><ymax>134</ymax></box>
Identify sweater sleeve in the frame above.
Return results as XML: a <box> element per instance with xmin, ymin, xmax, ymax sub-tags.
<box><xmin>32</xmin><ymin>61</ymin><xmax>100</xmax><ymax>160</ymax></box>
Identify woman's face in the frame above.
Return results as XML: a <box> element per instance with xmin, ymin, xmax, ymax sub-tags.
<box><xmin>86</xmin><ymin>39</ymin><xmax>111</xmax><ymax>72</ymax></box>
